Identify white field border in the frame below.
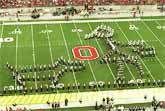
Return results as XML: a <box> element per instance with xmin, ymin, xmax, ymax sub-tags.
<box><xmin>1</xmin><ymin>18</ymin><xmax>165</xmax><ymax>26</ymax></box>
<box><xmin>1</xmin><ymin>87</ymin><xmax>165</xmax><ymax>109</ymax></box>
<box><xmin>0</xmin><ymin>18</ymin><xmax>165</xmax><ymax>110</ymax></box>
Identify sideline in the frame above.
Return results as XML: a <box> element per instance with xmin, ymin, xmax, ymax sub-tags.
<box><xmin>0</xmin><ymin>87</ymin><xmax>165</xmax><ymax>110</ymax></box>
<box><xmin>1</xmin><ymin>18</ymin><xmax>165</xmax><ymax>25</ymax></box>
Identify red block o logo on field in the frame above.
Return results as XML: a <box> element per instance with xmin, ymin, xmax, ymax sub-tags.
<box><xmin>72</xmin><ymin>46</ymin><xmax>99</xmax><ymax>60</ymax></box>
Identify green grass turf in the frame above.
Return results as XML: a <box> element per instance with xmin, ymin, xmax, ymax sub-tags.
<box><xmin>31</xmin><ymin>106</ymin><xmax>95</xmax><ymax>111</ymax></box>
<box><xmin>0</xmin><ymin>19</ymin><xmax>165</xmax><ymax>95</ymax></box>
<box><xmin>31</xmin><ymin>103</ymin><xmax>152</xmax><ymax>111</ymax></box>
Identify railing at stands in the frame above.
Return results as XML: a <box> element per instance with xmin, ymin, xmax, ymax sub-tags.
<box><xmin>0</xmin><ymin>5</ymin><xmax>164</xmax><ymax>22</ymax></box>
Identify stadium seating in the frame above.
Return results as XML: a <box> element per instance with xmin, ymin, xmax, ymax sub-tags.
<box><xmin>0</xmin><ymin>0</ymin><xmax>164</xmax><ymax>8</ymax></box>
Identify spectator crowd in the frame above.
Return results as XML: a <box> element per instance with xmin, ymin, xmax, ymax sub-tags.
<box><xmin>0</xmin><ymin>0</ymin><xmax>165</xmax><ymax>8</ymax></box>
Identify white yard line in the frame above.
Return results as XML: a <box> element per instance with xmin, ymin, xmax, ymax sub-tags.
<box><xmin>100</xmin><ymin>22</ymin><xmax>139</xmax><ymax>88</ymax></box>
<box><xmin>87</xmin><ymin>23</ymin><xmax>122</xmax><ymax>89</ymax></box>
<box><xmin>116</xmin><ymin>22</ymin><xmax>157</xmax><ymax>84</ymax></box>
<box><xmin>15</xmin><ymin>25</ymin><xmax>18</xmax><ymax>69</ymax></box>
<box><xmin>0</xmin><ymin>24</ymin><xmax>4</xmax><ymax>48</ymax></box>
<box><xmin>45</xmin><ymin>24</ymin><xmax>59</xmax><ymax>102</ymax></box>
<box><xmin>155</xmin><ymin>57</ymin><xmax>165</xmax><ymax>69</ymax></box>
<box><xmin>30</xmin><ymin>24</ymin><xmax>38</xmax><ymax>89</ymax></box>
<box><xmin>90</xmin><ymin>22</ymin><xmax>139</xmax><ymax>88</ymax></box>
<box><xmin>59</xmin><ymin>24</ymin><xmax>80</xmax><ymax>92</ymax></box>
<box><xmin>15</xmin><ymin>24</ymin><xmax>19</xmax><ymax>92</ymax></box>
<box><xmin>154</xmin><ymin>20</ymin><xmax>165</xmax><ymax>46</ymax></box>
<box><xmin>45</xmin><ymin>24</ymin><xmax>54</xmax><ymax>65</ymax></box>
<box><xmin>124</xmin><ymin>63</ymin><xmax>140</xmax><ymax>88</ymax></box>
<box><xmin>73</xmin><ymin>23</ymin><xmax>100</xmax><ymax>91</ymax></box>
<box><xmin>141</xmin><ymin>20</ymin><xmax>165</xmax><ymax>48</ymax></box>
<box><xmin>133</xmin><ymin>22</ymin><xmax>165</xmax><ymax>69</ymax></box>
<box><xmin>104</xmin><ymin>22</ymin><xmax>140</xmax><ymax>87</ymax></box>
<box><xmin>87</xmin><ymin>23</ymin><xmax>116</xmax><ymax>80</ymax></box>
<box><xmin>154</xmin><ymin>20</ymin><xmax>164</xmax><ymax>28</ymax></box>
<box><xmin>2</xmin><ymin>18</ymin><xmax>165</xmax><ymax>26</ymax></box>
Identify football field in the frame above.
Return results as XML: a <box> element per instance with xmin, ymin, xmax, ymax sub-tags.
<box><xmin>0</xmin><ymin>18</ymin><xmax>165</xmax><ymax>99</ymax></box>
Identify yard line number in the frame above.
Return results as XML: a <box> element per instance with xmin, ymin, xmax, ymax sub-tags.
<box><xmin>129</xmin><ymin>25</ymin><xmax>139</xmax><ymax>31</ymax></box>
<box><xmin>0</xmin><ymin>37</ymin><xmax>14</xmax><ymax>43</ymax></box>
<box><xmin>9</xmin><ymin>28</ymin><xmax>22</xmax><ymax>35</ymax></box>
<box><xmin>72</xmin><ymin>29</ymin><xmax>83</xmax><ymax>33</ymax></box>
<box><xmin>156</xmin><ymin>26</ymin><xmax>165</xmax><ymax>30</ymax></box>
<box><xmin>40</xmin><ymin>29</ymin><xmax>53</xmax><ymax>34</ymax></box>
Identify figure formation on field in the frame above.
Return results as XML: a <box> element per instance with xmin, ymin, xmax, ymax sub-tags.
<box><xmin>84</xmin><ymin>24</ymin><xmax>156</xmax><ymax>87</ymax></box>
<box><xmin>2</xmin><ymin>25</ymin><xmax>158</xmax><ymax>95</ymax></box>
<box><xmin>5</xmin><ymin>57</ymin><xmax>86</xmax><ymax>94</ymax></box>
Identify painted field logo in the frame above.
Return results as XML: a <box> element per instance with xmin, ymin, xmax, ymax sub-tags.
<box><xmin>72</xmin><ymin>46</ymin><xmax>99</xmax><ymax>60</ymax></box>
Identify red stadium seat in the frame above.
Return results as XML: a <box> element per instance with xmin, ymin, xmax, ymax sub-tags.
<box><xmin>0</xmin><ymin>0</ymin><xmax>163</xmax><ymax>8</ymax></box>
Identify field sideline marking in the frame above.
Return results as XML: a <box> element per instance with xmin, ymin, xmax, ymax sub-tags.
<box><xmin>59</xmin><ymin>23</ymin><xmax>80</xmax><ymax>93</ymax></box>
<box><xmin>73</xmin><ymin>23</ymin><xmax>100</xmax><ymax>91</ymax></box>
<box><xmin>30</xmin><ymin>24</ymin><xmax>38</xmax><ymax>89</ymax></box>
<box><xmin>116</xmin><ymin>22</ymin><xmax>157</xmax><ymax>84</ymax></box>
<box><xmin>2</xmin><ymin>18</ymin><xmax>165</xmax><ymax>26</ymax></box>
<box><xmin>1</xmin><ymin>87</ymin><xmax>165</xmax><ymax>107</ymax></box>
<box><xmin>0</xmin><ymin>18</ymin><xmax>164</xmax><ymax>105</ymax></box>
<box><xmin>87</xmin><ymin>23</ymin><xmax>117</xmax><ymax>83</ymax></box>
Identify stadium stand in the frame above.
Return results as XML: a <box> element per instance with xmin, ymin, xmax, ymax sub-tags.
<box><xmin>0</xmin><ymin>0</ymin><xmax>165</xmax><ymax>8</ymax></box>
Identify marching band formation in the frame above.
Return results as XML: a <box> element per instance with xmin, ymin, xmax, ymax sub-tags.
<box><xmin>5</xmin><ymin>57</ymin><xmax>86</xmax><ymax>93</ymax></box>
<box><xmin>85</xmin><ymin>24</ymin><xmax>157</xmax><ymax>86</ymax></box>
<box><xmin>2</xmin><ymin>25</ymin><xmax>160</xmax><ymax>95</ymax></box>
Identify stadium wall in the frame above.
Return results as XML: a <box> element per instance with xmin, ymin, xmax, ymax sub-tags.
<box><xmin>0</xmin><ymin>5</ymin><xmax>164</xmax><ymax>22</ymax></box>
